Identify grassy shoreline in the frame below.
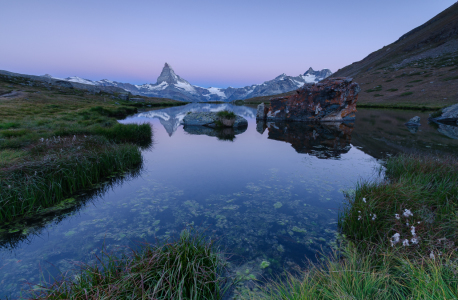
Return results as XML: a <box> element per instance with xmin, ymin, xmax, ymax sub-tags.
<box><xmin>357</xmin><ymin>103</ymin><xmax>444</xmax><ymax>111</ymax></box>
<box><xmin>257</xmin><ymin>154</ymin><xmax>458</xmax><ymax>299</ymax></box>
<box><xmin>243</xmin><ymin>101</ymin><xmax>445</xmax><ymax>111</ymax></box>
<box><xmin>1</xmin><ymin>136</ymin><xmax>143</xmax><ymax>223</ymax></box>
<box><xmin>0</xmin><ymin>78</ymin><xmax>154</xmax><ymax>223</ymax></box>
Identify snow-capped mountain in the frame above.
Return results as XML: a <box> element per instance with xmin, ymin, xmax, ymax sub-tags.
<box><xmin>49</xmin><ymin>63</ymin><xmax>332</xmax><ymax>102</ymax></box>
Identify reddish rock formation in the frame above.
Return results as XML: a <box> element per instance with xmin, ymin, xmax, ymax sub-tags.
<box><xmin>257</xmin><ymin>77</ymin><xmax>360</xmax><ymax>122</ymax></box>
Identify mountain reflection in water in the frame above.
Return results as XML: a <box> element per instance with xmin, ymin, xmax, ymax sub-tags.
<box><xmin>258</xmin><ymin>121</ymin><xmax>353</xmax><ymax>159</ymax></box>
<box><xmin>135</xmin><ymin>103</ymin><xmax>256</xmax><ymax>136</ymax></box>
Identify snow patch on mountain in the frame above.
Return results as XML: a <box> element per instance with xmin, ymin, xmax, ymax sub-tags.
<box><xmin>207</xmin><ymin>87</ymin><xmax>225</xmax><ymax>97</ymax></box>
<box><xmin>65</xmin><ymin>76</ymin><xmax>96</xmax><ymax>85</ymax></box>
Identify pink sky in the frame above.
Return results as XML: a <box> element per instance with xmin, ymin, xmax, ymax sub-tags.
<box><xmin>1</xmin><ymin>0</ymin><xmax>455</xmax><ymax>88</ymax></box>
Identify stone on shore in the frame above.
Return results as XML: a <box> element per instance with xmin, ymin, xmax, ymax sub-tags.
<box><xmin>182</xmin><ymin>112</ymin><xmax>248</xmax><ymax>128</ymax></box>
<box><xmin>256</xmin><ymin>77</ymin><xmax>360</xmax><ymax>122</ymax></box>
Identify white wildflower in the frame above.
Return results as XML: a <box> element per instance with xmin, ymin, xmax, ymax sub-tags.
<box><xmin>403</xmin><ymin>209</ymin><xmax>413</xmax><ymax>217</ymax></box>
<box><xmin>406</xmin><ymin>222</ymin><xmax>409</xmax><ymax>226</ymax></box>
<box><xmin>418</xmin><ymin>221</ymin><xmax>421</xmax><ymax>224</ymax></box>
<box><xmin>362</xmin><ymin>198</ymin><xmax>367</xmax><ymax>203</ymax></box>
<box><xmin>358</xmin><ymin>215</ymin><xmax>362</xmax><ymax>220</ymax></box>
<box><xmin>40</xmin><ymin>138</ymin><xmax>44</xmax><ymax>142</ymax></box>
<box><xmin>411</xmin><ymin>226</ymin><xmax>416</xmax><ymax>236</ymax></box>
<box><xmin>402</xmin><ymin>239</ymin><xmax>410</xmax><ymax>246</ymax></box>
<box><xmin>411</xmin><ymin>238</ymin><xmax>418</xmax><ymax>244</ymax></box>
<box><xmin>358</xmin><ymin>211</ymin><xmax>361</xmax><ymax>213</ymax></box>
<box><xmin>391</xmin><ymin>233</ymin><xmax>401</xmax><ymax>246</ymax></box>
<box><xmin>372</xmin><ymin>214</ymin><xmax>377</xmax><ymax>221</ymax></box>
<box><xmin>8</xmin><ymin>185</ymin><xmax>11</xmax><ymax>189</ymax></box>
<box><xmin>430</xmin><ymin>251</ymin><xmax>435</xmax><ymax>259</ymax></box>
<box><xmin>395</xmin><ymin>214</ymin><xmax>400</xmax><ymax>220</ymax></box>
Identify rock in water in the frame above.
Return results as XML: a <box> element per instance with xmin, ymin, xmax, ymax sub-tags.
<box><xmin>429</xmin><ymin>103</ymin><xmax>458</xmax><ymax>125</ymax></box>
<box><xmin>182</xmin><ymin>112</ymin><xmax>248</xmax><ymax>128</ymax></box>
<box><xmin>256</xmin><ymin>77</ymin><xmax>360</xmax><ymax>122</ymax></box>
<box><xmin>405</xmin><ymin>116</ymin><xmax>421</xmax><ymax>126</ymax></box>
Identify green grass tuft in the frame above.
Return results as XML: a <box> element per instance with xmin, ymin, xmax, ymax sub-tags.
<box><xmin>400</xmin><ymin>92</ymin><xmax>413</xmax><ymax>96</ymax></box>
<box><xmin>29</xmin><ymin>229</ymin><xmax>233</xmax><ymax>300</ymax></box>
<box><xmin>217</xmin><ymin>110</ymin><xmax>236</xmax><ymax>119</ymax></box>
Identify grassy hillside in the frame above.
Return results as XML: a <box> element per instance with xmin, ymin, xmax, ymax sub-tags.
<box><xmin>332</xmin><ymin>2</ymin><xmax>458</xmax><ymax>108</ymax></box>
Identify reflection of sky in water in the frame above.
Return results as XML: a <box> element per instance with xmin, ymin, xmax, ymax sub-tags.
<box><xmin>1</xmin><ymin>105</ymin><xmax>383</xmax><ymax>298</ymax></box>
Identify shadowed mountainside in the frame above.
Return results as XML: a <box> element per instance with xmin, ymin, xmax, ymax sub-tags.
<box><xmin>332</xmin><ymin>2</ymin><xmax>458</xmax><ymax>108</ymax></box>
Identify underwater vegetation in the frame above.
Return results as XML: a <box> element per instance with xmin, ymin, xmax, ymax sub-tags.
<box><xmin>28</xmin><ymin>229</ymin><xmax>233</xmax><ymax>300</ymax></box>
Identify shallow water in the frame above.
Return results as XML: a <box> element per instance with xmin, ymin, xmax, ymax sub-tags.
<box><xmin>1</xmin><ymin>104</ymin><xmax>458</xmax><ymax>298</ymax></box>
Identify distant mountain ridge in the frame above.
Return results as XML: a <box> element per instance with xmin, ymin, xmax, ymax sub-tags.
<box><xmin>47</xmin><ymin>63</ymin><xmax>332</xmax><ymax>102</ymax></box>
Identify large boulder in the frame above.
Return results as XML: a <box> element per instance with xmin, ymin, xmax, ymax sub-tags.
<box><xmin>429</xmin><ymin>103</ymin><xmax>458</xmax><ymax>125</ymax></box>
<box><xmin>182</xmin><ymin>112</ymin><xmax>248</xmax><ymax>128</ymax></box>
<box><xmin>256</xmin><ymin>77</ymin><xmax>360</xmax><ymax>122</ymax></box>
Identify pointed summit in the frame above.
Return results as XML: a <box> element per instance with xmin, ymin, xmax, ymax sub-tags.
<box><xmin>274</xmin><ymin>73</ymin><xmax>287</xmax><ymax>80</ymax></box>
<box><xmin>157</xmin><ymin>62</ymin><xmax>179</xmax><ymax>84</ymax></box>
<box><xmin>304</xmin><ymin>67</ymin><xmax>315</xmax><ymax>75</ymax></box>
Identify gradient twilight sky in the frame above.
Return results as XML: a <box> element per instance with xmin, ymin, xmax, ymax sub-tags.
<box><xmin>1</xmin><ymin>1</ymin><xmax>456</xmax><ymax>88</ymax></box>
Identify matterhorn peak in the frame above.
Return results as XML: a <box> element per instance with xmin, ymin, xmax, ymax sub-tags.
<box><xmin>157</xmin><ymin>62</ymin><xmax>179</xmax><ymax>84</ymax></box>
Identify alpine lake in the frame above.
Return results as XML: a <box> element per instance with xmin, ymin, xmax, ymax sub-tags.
<box><xmin>1</xmin><ymin>104</ymin><xmax>458</xmax><ymax>298</ymax></box>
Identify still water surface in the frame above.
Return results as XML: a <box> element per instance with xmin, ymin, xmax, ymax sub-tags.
<box><xmin>1</xmin><ymin>104</ymin><xmax>458</xmax><ymax>298</ymax></box>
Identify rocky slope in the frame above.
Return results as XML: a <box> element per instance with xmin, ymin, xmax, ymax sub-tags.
<box><xmin>331</xmin><ymin>2</ymin><xmax>458</xmax><ymax>108</ymax></box>
<box><xmin>49</xmin><ymin>63</ymin><xmax>332</xmax><ymax>103</ymax></box>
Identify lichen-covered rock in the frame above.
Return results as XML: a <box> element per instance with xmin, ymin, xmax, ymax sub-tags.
<box><xmin>429</xmin><ymin>103</ymin><xmax>458</xmax><ymax>125</ymax></box>
<box><xmin>405</xmin><ymin>116</ymin><xmax>421</xmax><ymax>126</ymax></box>
<box><xmin>182</xmin><ymin>112</ymin><xmax>248</xmax><ymax>128</ymax></box>
<box><xmin>256</xmin><ymin>77</ymin><xmax>360</xmax><ymax>122</ymax></box>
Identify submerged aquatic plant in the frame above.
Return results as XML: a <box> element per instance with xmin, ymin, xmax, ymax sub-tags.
<box><xmin>28</xmin><ymin>228</ymin><xmax>233</xmax><ymax>300</ymax></box>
